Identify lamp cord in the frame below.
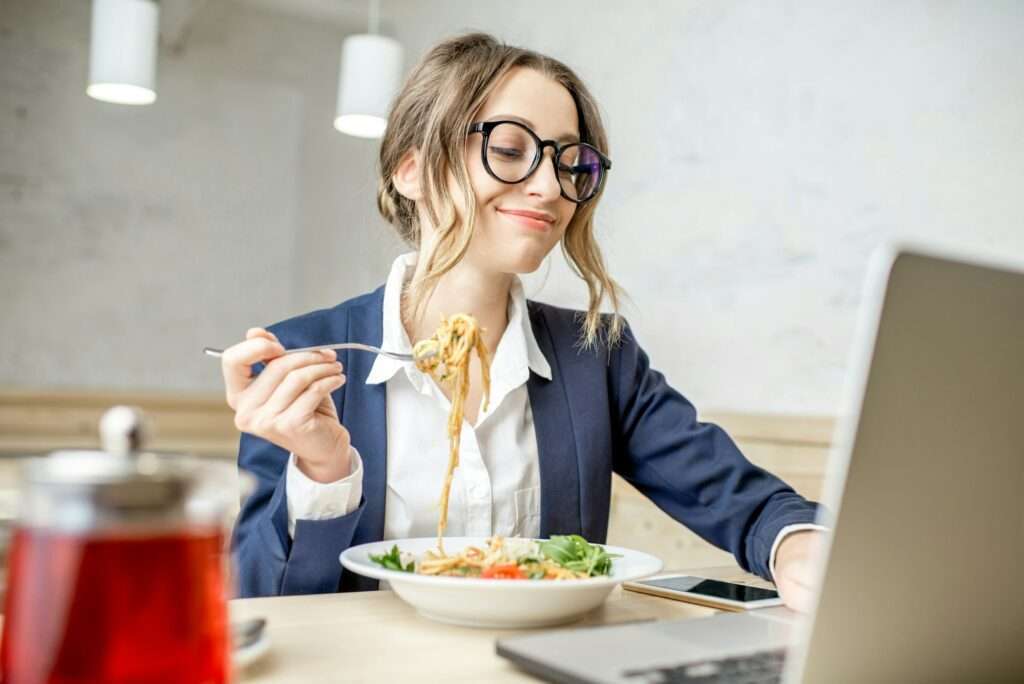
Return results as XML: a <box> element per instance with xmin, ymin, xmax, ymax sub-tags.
<box><xmin>368</xmin><ymin>0</ymin><xmax>380</xmax><ymax>34</ymax></box>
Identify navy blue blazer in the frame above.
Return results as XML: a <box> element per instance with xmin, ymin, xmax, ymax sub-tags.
<box><xmin>231</xmin><ymin>286</ymin><xmax>820</xmax><ymax>597</ymax></box>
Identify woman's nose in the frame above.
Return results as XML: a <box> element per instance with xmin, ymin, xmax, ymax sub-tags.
<box><xmin>523</xmin><ymin>150</ymin><xmax>562</xmax><ymax>200</ymax></box>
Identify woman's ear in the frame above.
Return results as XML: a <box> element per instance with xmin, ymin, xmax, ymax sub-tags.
<box><xmin>392</xmin><ymin>148</ymin><xmax>423</xmax><ymax>201</ymax></box>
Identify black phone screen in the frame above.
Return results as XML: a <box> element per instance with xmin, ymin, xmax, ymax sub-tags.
<box><xmin>642</xmin><ymin>576</ymin><xmax>780</xmax><ymax>603</ymax></box>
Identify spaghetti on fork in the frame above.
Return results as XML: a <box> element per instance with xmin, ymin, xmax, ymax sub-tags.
<box><xmin>413</xmin><ymin>313</ymin><xmax>492</xmax><ymax>554</ymax></box>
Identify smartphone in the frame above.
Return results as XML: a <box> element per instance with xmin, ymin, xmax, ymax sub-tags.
<box><xmin>623</xmin><ymin>575</ymin><xmax>783</xmax><ymax>611</ymax></box>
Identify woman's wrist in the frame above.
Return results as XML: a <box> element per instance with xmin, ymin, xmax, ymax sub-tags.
<box><xmin>294</xmin><ymin>443</ymin><xmax>352</xmax><ymax>484</ymax></box>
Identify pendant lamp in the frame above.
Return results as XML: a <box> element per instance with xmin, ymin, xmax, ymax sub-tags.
<box><xmin>87</xmin><ymin>0</ymin><xmax>159</xmax><ymax>105</ymax></box>
<box><xmin>333</xmin><ymin>0</ymin><xmax>403</xmax><ymax>138</ymax></box>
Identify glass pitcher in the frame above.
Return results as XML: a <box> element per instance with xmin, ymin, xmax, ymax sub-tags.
<box><xmin>1</xmin><ymin>406</ymin><xmax>247</xmax><ymax>684</ymax></box>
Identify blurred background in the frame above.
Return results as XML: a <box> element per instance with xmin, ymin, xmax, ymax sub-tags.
<box><xmin>1</xmin><ymin>0</ymin><xmax>1022</xmax><ymax>566</ymax></box>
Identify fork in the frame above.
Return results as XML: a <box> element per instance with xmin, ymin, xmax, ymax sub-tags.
<box><xmin>203</xmin><ymin>342</ymin><xmax>430</xmax><ymax>363</ymax></box>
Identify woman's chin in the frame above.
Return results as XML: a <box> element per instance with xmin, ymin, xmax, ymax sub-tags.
<box><xmin>502</xmin><ymin>252</ymin><xmax>549</xmax><ymax>275</ymax></box>
<box><xmin>470</xmin><ymin>238</ymin><xmax>558</xmax><ymax>276</ymax></box>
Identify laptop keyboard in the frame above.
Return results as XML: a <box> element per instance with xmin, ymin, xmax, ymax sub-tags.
<box><xmin>621</xmin><ymin>648</ymin><xmax>786</xmax><ymax>683</ymax></box>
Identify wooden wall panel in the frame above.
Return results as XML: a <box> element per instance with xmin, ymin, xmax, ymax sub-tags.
<box><xmin>0</xmin><ymin>389</ymin><xmax>239</xmax><ymax>458</ymax></box>
<box><xmin>606</xmin><ymin>414</ymin><xmax>834</xmax><ymax>572</ymax></box>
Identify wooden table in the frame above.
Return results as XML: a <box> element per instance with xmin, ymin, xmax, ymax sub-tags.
<box><xmin>230</xmin><ymin>566</ymin><xmax>776</xmax><ymax>683</ymax></box>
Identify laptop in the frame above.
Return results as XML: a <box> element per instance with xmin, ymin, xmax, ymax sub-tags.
<box><xmin>497</xmin><ymin>245</ymin><xmax>1024</xmax><ymax>683</ymax></box>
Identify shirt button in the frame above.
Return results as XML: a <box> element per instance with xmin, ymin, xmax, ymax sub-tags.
<box><xmin>323</xmin><ymin>505</ymin><xmax>338</xmax><ymax>516</ymax></box>
<box><xmin>471</xmin><ymin>485</ymin><xmax>487</xmax><ymax>499</ymax></box>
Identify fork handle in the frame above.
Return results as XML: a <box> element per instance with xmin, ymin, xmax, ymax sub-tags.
<box><xmin>283</xmin><ymin>342</ymin><xmax>384</xmax><ymax>356</ymax></box>
<box><xmin>203</xmin><ymin>343</ymin><xmax>418</xmax><ymax>362</ymax></box>
<box><xmin>202</xmin><ymin>344</ymin><xmax>365</xmax><ymax>358</ymax></box>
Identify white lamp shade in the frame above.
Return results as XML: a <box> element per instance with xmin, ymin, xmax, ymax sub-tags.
<box><xmin>334</xmin><ymin>34</ymin><xmax>403</xmax><ymax>138</ymax></box>
<box><xmin>87</xmin><ymin>0</ymin><xmax>159</xmax><ymax>105</ymax></box>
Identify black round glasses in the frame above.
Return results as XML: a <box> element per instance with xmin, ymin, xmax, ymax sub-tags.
<box><xmin>468</xmin><ymin>120</ymin><xmax>612</xmax><ymax>204</ymax></box>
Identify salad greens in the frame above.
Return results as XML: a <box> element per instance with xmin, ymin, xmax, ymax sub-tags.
<box><xmin>368</xmin><ymin>544</ymin><xmax>414</xmax><ymax>573</ymax></box>
<box><xmin>539</xmin><ymin>535</ymin><xmax>619</xmax><ymax>577</ymax></box>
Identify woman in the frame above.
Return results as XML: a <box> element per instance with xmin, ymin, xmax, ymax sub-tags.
<box><xmin>223</xmin><ymin>33</ymin><xmax>825</xmax><ymax>611</ymax></box>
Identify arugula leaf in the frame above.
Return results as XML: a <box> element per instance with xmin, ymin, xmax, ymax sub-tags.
<box><xmin>368</xmin><ymin>544</ymin><xmax>415</xmax><ymax>572</ymax></box>
<box><xmin>539</xmin><ymin>535</ymin><xmax>620</xmax><ymax>577</ymax></box>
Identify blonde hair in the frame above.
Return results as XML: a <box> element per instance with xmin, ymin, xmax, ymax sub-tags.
<box><xmin>377</xmin><ymin>32</ymin><xmax>624</xmax><ymax>350</ymax></box>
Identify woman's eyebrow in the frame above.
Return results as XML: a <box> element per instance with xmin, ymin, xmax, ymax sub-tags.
<box><xmin>485</xmin><ymin>113</ymin><xmax>580</xmax><ymax>143</ymax></box>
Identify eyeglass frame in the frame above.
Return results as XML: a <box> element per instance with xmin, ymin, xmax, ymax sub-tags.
<box><xmin>467</xmin><ymin>120</ymin><xmax>612</xmax><ymax>204</ymax></box>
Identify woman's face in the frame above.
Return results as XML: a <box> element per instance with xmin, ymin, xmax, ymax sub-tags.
<box><xmin>458</xmin><ymin>67</ymin><xmax>580</xmax><ymax>275</ymax></box>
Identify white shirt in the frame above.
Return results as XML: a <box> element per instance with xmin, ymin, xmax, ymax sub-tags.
<box><xmin>285</xmin><ymin>253</ymin><xmax>823</xmax><ymax>578</ymax></box>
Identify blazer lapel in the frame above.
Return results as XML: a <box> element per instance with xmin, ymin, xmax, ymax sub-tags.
<box><xmin>340</xmin><ymin>287</ymin><xmax>387</xmax><ymax>546</ymax></box>
<box><xmin>526</xmin><ymin>302</ymin><xmax>582</xmax><ymax>537</ymax></box>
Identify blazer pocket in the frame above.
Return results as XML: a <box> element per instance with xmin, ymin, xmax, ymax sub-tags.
<box><xmin>512</xmin><ymin>486</ymin><xmax>541</xmax><ymax>538</ymax></box>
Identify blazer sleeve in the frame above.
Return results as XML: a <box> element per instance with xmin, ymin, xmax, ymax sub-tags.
<box><xmin>231</xmin><ymin>413</ymin><xmax>367</xmax><ymax>597</ymax></box>
<box><xmin>609</xmin><ymin>323</ymin><xmax>822</xmax><ymax>581</ymax></box>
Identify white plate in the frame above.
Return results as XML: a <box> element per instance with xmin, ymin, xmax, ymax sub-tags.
<box><xmin>340</xmin><ymin>537</ymin><xmax>662</xmax><ymax>628</ymax></box>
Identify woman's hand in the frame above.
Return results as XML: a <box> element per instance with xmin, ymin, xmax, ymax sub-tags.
<box><xmin>772</xmin><ymin>530</ymin><xmax>827</xmax><ymax>614</ymax></box>
<box><xmin>221</xmin><ymin>328</ymin><xmax>352</xmax><ymax>483</ymax></box>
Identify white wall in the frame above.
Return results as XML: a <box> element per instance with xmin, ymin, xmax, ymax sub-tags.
<box><xmin>2</xmin><ymin>0</ymin><xmax>1022</xmax><ymax>415</ymax></box>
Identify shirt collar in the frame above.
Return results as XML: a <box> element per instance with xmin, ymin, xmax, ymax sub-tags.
<box><xmin>365</xmin><ymin>252</ymin><xmax>552</xmax><ymax>386</ymax></box>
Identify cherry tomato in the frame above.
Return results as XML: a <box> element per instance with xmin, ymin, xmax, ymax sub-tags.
<box><xmin>481</xmin><ymin>564</ymin><xmax>526</xmax><ymax>580</ymax></box>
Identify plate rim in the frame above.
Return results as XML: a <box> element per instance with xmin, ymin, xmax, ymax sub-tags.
<box><xmin>339</xmin><ymin>536</ymin><xmax>663</xmax><ymax>589</ymax></box>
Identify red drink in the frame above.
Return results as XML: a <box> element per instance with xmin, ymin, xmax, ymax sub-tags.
<box><xmin>1</xmin><ymin>527</ymin><xmax>229</xmax><ymax>684</ymax></box>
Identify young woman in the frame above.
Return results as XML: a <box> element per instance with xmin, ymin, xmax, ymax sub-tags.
<box><xmin>222</xmin><ymin>33</ymin><xmax>825</xmax><ymax>612</ymax></box>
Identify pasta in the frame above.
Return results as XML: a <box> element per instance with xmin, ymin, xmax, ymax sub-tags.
<box><xmin>413</xmin><ymin>313</ymin><xmax>492</xmax><ymax>553</ymax></box>
<box><xmin>417</xmin><ymin>537</ymin><xmax>588</xmax><ymax>580</ymax></box>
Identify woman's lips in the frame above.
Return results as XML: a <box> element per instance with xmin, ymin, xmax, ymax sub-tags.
<box><xmin>497</xmin><ymin>208</ymin><xmax>555</xmax><ymax>231</ymax></box>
